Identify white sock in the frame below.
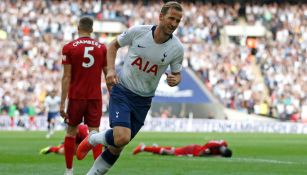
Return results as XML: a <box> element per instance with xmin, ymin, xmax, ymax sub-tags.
<box><xmin>89</xmin><ymin>129</ymin><xmax>109</xmax><ymax>146</ymax></box>
<box><xmin>141</xmin><ymin>144</ymin><xmax>145</xmax><ymax>151</ymax></box>
<box><xmin>64</xmin><ymin>168</ymin><xmax>73</xmax><ymax>175</ymax></box>
<box><xmin>86</xmin><ymin>155</ymin><xmax>111</xmax><ymax>175</ymax></box>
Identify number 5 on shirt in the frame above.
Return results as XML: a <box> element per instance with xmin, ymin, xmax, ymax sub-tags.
<box><xmin>83</xmin><ymin>47</ymin><xmax>94</xmax><ymax>68</ymax></box>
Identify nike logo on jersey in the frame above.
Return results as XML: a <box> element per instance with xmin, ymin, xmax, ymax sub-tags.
<box><xmin>137</xmin><ymin>44</ymin><xmax>146</xmax><ymax>48</ymax></box>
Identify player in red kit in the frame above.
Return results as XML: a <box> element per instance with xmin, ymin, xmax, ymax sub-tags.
<box><xmin>133</xmin><ymin>140</ymin><xmax>232</xmax><ymax>158</ymax></box>
<box><xmin>39</xmin><ymin>124</ymin><xmax>103</xmax><ymax>155</ymax></box>
<box><xmin>60</xmin><ymin>16</ymin><xmax>107</xmax><ymax>175</ymax></box>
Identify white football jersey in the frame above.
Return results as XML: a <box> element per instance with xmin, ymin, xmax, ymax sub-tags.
<box><xmin>45</xmin><ymin>96</ymin><xmax>60</xmax><ymax>113</ymax></box>
<box><xmin>117</xmin><ymin>25</ymin><xmax>184</xmax><ymax>97</ymax></box>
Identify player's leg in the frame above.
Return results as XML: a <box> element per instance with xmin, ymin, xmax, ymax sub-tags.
<box><xmin>64</xmin><ymin>99</ymin><xmax>86</xmax><ymax>175</ymax></box>
<box><xmin>85</xmin><ymin>146</ymin><xmax>122</xmax><ymax>175</ymax></box>
<box><xmin>131</xmin><ymin>91</ymin><xmax>158</xmax><ymax>156</ymax></box>
<box><xmin>64</xmin><ymin>125</ymin><xmax>77</xmax><ymax>173</ymax></box>
<box><xmin>46</xmin><ymin>114</ymin><xmax>51</xmax><ymax>138</ymax></box>
<box><xmin>53</xmin><ymin>144</ymin><xmax>65</xmax><ymax>154</ymax></box>
<box><xmin>130</xmin><ymin>90</ymin><xmax>153</xmax><ymax>155</ymax></box>
<box><xmin>84</xmin><ymin>124</ymin><xmax>130</xmax><ymax>174</ymax></box>
<box><xmin>133</xmin><ymin>144</ymin><xmax>174</xmax><ymax>155</ymax></box>
<box><xmin>87</xmin><ymin>97</ymin><xmax>132</xmax><ymax>146</ymax></box>
<box><xmin>40</xmin><ymin>146</ymin><xmax>52</xmax><ymax>155</ymax></box>
<box><xmin>84</xmin><ymin>113</ymin><xmax>131</xmax><ymax>174</ymax></box>
<box><xmin>86</xmin><ymin>137</ymin><xmax>125</xmax><ymax>175</ymax></box>
<box><xmin>132</xmin><ymin>143</ymin><xmax>145</xmax><ymax>154</ymax></box>
<box><xmin>133</xmin><ymin>144</ymin><xmax>160</xmax><ymax>154</ymax></box>
<box><xmin>47</xmin><ymin>112</ymin><xmax>56</xmax><ymax>138</ymax></box>
<box><xmin>81</xmin><ymin>85</ymin><xmax>134</xmax><ymax>175</ymax></box>
<box><xmin>49</xmin><ymin>144</ymin><xmax>64</xmax><ymax>154</ymax></box>
<box><xmin>76</xmin><ymin>100</ymin><xmax>104</xmax><ymax>160</ymax></box>
<box><xmin>86</xmin><ymin>126</ymin><xmax>103</xmax><ymax>160</ymax></box>
<box><xmin>40</xmin><ymin>144</ymin><xmax>64</xmax><ymax>155</ymax></box>
<box><xmin>50</xmin><ymin>115</ymin><xmax>56</xmax><ymax>135</ymax></box>
<box><xmin>86</xmin><ymin>99</ymin><xmax>104</xmax><ymax>160</ymax></box>
<box><xmin>77</xmin><ymin>85</ymin><xmax>132</xmax><ymax>157</ymax></box>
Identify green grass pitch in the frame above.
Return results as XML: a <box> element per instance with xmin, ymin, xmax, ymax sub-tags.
<box><xmin>0</xmin><ymin>131</ymin><xmax>306</xmax><ymax>175</ymax></box>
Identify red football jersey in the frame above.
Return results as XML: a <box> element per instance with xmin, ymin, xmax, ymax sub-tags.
<box><xmin>174</xmin><ymin>144</ymin><xmax>202</xmax><ymax>156</ymax></box>
<box><xmin>198</xmin><ymin>140</ymin><xmax>228</xmax><ymax>156</ymax></box>
<box><xmin>174</xmin><ymin>140</ymin><xmax>228</xmax><ymax>157</ymax></box>
<box><xmin>62</xmin><ymin>37</ymin><xmax>107</xmax><ymax>99</ymax></box>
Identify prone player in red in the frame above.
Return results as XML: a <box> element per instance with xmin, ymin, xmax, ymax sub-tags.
<box><xmin>40</xmin><ymin>124</ymin><xmax>100</xmax><ymax>155</ymax></box>
<box><xmin>133</xmin><ymin>140</ymin><xmax>232</xmax><ymax>158</ymax></box>
<box><xmin>60</xmin><ymin>16</ymin><xmax>107</xmax><ymax>175</ymax></box>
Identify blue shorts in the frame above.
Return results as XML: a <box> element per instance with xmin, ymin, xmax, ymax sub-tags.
<box><xmin>47</xmin><ymin>112</ymin><xmax>58</xmax><ymax>122</ymax></box>
<box><xmin>109</xmin><ymin>84</ymin><xmax>152</xmax><ymax>139</ymax></box>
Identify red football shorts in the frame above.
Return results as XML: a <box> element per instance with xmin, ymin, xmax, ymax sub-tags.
<box><xmin>67</xmin><ymin>99</ymin><xmax>102</xmax><ymax>127</ymax></box>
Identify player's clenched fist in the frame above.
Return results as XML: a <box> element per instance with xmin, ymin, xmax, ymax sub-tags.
<box><xmin>106</xmin><ymin>69</ymin><xmax>119</xmax><ymax>88</ymax></box>
<box><xmin>59</xmin><ymin>105</ymin><xmax>69</xmax><ymax>123</ymax></box>
<box><xmin>165</xmin><ymin>72</ymin><xmax>181</xmax><ymax>87</ymax></box>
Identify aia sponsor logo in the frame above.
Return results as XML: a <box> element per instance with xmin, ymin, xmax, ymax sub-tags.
<box><xmin>131</xmin><ymin>57</ymin><xmax>158</xmax><ymax>76</ymax></box>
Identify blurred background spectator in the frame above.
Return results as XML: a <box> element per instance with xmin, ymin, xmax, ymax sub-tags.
<box><xmin>0</xmin><ymin>0</ymin><xmax>306</xmax><ymax>127</ymax></box>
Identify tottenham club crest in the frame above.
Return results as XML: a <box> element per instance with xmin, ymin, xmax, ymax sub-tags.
<box><xmin>161</xmin><ymin>52</ymin><xmax>167</xmax><ymax>63</ymax></box>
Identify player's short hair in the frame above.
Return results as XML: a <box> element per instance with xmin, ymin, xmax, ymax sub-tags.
<box><xmin>161</xmin><ymin>1</ymin><xmax>182</xmax><ymax>15</ymax></box>
<box><xmin>221</xmin><ymin>148</ymin><xmax>232</xmax><ymax>158</ymax></box>
<box><xmin>78</xmin><ymin>16</ymin><xmax>93</xmax><ymax>32</ymax></box>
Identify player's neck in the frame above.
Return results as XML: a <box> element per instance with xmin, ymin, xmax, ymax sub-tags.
<box><xmin>154</xmin><ymin>26</ymin><xmax>171</xmax><ymax>44</ymax></box>
<box><xmin>78</xmin><ymin>32</ymin><xmax>91</xmax><ymax>38</ymax></box>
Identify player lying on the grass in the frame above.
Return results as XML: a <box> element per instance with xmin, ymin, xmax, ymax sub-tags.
<box><xmin>133</xmin><ymin>140</ymin><xmax>232</xmax><ymax>158</ymax></box>
<box><xmin>40</xmin><ymin>124</ymin><xmax>103</xmax><ymax>156</ymax></box>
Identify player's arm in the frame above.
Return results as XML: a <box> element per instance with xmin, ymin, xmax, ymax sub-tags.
<box><xmin>198</xmin><ymin>147</ymin><xmax>211</xmax><ymax>157</ymax></box>
<box><xmin>102</xmin><ymin>66</ymin><xmax>111</xmax><ymax>91</ymax></box>
<box><xmin>102</xmin><ymin>67</ymin><xmax>108</xmax><ymax>80</ymax></box>
<box><xmin>105</xmin><ymin>39</ymin><xmax>121</xmax><ymax>87</ymax></box>
<box><xmin>166</xmin><ymin>72</ymin><xmax>181</xmax><ymax>87</ymax></box>
<box><xmin>101</xmin><ymin>45</ymin><xmax>110</xmax><ymax>91</ymax></box>
<box><xmin>168</xmin><ymin>44</ymin><xmax>184</xmax><ymax>87</ymax></box>
<box><xmin>60</xmin><ymin>64</ymin><xmax>71</xmax><ymax>121</ymax></box>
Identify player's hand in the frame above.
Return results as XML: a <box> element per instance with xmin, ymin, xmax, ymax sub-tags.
<box><xmin>60</xmin><ymin>105</ymin><xmax>69</xmax><ymax>123</ymax></box>
<box><xmin>165</xmin><ymin>72</ymin><xmax>181</xmax><ymax>87</ymax></box>
<box><xmin>106</xmin><ymin>84</ymin><xmax>112</xmax><ymax>92</ymax></box>
<box><xmin>106</xmin><ymin>69</ymin><xmax>119</xmax><ymax>88</ymax></box>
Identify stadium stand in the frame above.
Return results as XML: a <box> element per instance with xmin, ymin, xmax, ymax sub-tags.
<box><xmin>0</xmin><ymin>0</ymin><xmax>306</xmax><ymax>130</ymax></box>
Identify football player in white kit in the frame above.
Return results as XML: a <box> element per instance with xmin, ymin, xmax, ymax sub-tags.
<box><xmin>77</xmin><ymin>2</ymin><xmax>184</xmax><ymax>174</ymax></box>
<box><xmin>44</xmin><ymin>90</ymin><xmax>60</xmax><ymax>138</ymax></box>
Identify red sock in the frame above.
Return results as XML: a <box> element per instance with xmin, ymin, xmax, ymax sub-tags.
<box><xmin>49</xmin><ymin>146</ymin><xmax>61</xmax><ymax>153</ymax></box>
<box><xmin>144</xmin><ymin>146</ymin><xmax>162</xmax><ymax>154</ymax></box>
<box><xmin>64</xmin><ymin>136</ymin><xmax>76</xmax><ymax>169</ymax></box>
<box><xmin>92</xmin><ymin>144</ymin><xmax>103</xmax><ymax>160</ymax></box>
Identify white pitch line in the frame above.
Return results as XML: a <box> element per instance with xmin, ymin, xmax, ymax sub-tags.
<box><xmin>232</xmin><ymin>157</ymin><xmax>300</xmax><ymax>165</ymax></box>
<box><xmin>202</xmin><ymin>157</ymin><xmax>305</xmax><ymax>165</ymax></box>
<box><xmin>159</xmin><ymin>156</ymin><xmax>306</xmax><ymax>165</ymax></box>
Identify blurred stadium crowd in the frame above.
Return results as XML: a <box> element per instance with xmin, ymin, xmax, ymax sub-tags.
<box><xmin>0</xmin><ymin>0</ymin><xmax>306</xmax><ymax>126</ymax></box>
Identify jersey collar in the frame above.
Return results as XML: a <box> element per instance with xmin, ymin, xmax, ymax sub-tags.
<box><xmin>78</xmin><ymin>36</ymin><xmax>91</xmax><ymax>39</ymax></box>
